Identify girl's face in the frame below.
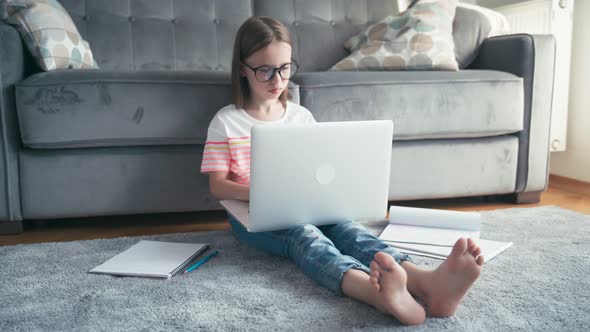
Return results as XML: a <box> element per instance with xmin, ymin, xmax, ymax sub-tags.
<box><xmin>241</xmin><ymin>40</ymin><xmax>292</xmax><ymax>104</ymax></box>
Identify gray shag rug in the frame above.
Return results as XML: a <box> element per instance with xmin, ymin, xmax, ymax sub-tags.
<box><xmin>1</xmin><ymin>206</ymin><xmax>589</xmax><ymax>331</ymax></box>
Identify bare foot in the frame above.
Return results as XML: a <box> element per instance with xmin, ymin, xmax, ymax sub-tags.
<box><xmin>422</xmin><ymin>238</ymin><xmax>484</xmax><ymax>317</ymax></box>
<box><xmin>369</xmin><ymin>252</ymin><xmax>426</xmax><ymax>325</ymax></box>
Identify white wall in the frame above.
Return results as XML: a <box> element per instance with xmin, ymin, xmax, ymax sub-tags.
<box><xmin>550</xmin><ymin>0</ymin><xmax>590</xmax><ymax>182</ymax></box>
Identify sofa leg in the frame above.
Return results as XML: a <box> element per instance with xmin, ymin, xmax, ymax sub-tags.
<box><xmin>0</xmin><ymin>220</ymin><xmax>23</xmax><ymax>235</ymax></box>
<box><xmin>510</xmin><ymin>191</ymin><xmax>542</xmax><ymax>204</ymax></box>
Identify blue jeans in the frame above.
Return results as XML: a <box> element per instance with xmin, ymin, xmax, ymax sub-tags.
<box><xmin>229</xmin><ymin>217</ymin><xmax>413</xmax><ymax>295</ymax></box>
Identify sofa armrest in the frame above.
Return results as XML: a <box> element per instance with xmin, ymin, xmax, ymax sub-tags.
<box><xmin>0</xmin><ymin>22</ymin><xmax>25</xmax><ymax>227</ymax></box>
<box><xmin>469</xmin><ymin>34</ymin><xmax>556</xmax><ymax>193</ymax></box>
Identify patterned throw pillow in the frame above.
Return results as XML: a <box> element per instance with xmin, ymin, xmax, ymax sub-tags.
<box><xmin>1</xmin><ymin>0</ymin><xmax>98</xmax><ymax>70</ymax></box>
<box><xmin>332</xmin><ymin>0</ymin><xmax>459</xmax><ymax>71</ymax></box>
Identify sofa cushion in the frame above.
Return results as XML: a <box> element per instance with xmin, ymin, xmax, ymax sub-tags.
<box><xmin>15</xmin><ymin>70</ymin><xmax>299</xmax><ymax>149</ymax></box>
<box><xmin>293</xmin><ymin>70</ymin><xmax>523</xmax><ymax>140</ymax></box>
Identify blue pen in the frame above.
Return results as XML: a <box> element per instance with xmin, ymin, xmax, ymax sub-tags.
<box><xmin>183</xmin><ymin>250</ymin><xmax>218</xmax><ymax>273</ymax></box>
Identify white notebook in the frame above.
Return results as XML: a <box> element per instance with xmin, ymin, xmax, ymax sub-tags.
<box><xmin>89</xmin><ymin>240</ymin><xmax>209</xmax><ymax>279</ymax></box>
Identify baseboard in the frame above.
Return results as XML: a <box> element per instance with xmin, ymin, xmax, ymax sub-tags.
<box><xmin>549</xmin><ymin>174</ymin><xmax>590</xmax><ymax>197</ymax></box>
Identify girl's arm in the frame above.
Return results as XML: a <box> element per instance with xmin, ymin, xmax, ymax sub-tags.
<box><xmin>208</xmin><ymin>171</ymin><xmax>250</xmax><ymax>201</ymax></box>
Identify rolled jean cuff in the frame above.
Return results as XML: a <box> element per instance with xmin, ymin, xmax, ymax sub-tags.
<box><xmin>381</xmin><ymin>246</ymin><xmax>415</xmax><ymax>265</ymax></box>
<box><xmin>398</xmin><ymin>253</ymin><xmax>415</xmax><ymax>265</ymax></box>
<box><xmin>333</xmin><ymin>262</ymin><xmax>371</xmax><ymax>297</ymax></box>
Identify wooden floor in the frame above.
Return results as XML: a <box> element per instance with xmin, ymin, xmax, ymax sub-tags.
<box><xmin>1</xmin><ymin>175</ymin><xmax>588</xmax><ymax>246</ymax></box>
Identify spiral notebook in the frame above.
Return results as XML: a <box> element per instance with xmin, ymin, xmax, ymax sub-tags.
<box><xmin>89</xmin><ymin>240</ymin><xmax>209</xmax><ymax>279</ymax></box>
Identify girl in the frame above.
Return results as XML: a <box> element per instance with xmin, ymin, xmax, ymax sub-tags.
<box><xmin>201</xmin><ymin>16</ymin><xmax>484</xmax><ymax>326</ymax></box>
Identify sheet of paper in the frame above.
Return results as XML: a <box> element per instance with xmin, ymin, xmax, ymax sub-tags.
<box><xmin>379</xmin><ymin>224</ymin><xmax>480</xmax><ymax>246</ymax></box>
<box><xmin>389</xmin><ymin>206</ymin><xmax>481</xmax><ymax>231</ymax></box>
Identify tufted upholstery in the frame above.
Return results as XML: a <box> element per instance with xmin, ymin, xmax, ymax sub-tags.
<box><xmin>58</xmin><ymin>0</ymin><xmax>402</xmax><ymax>72</ymax></box>
<box><xmin>60</xmin><ymin>0</ymin><xmax>254</xmax><ymax>71</ymax></box>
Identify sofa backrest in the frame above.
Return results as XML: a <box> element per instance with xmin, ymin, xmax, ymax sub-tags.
<box><xmin>58</xmin><ymin>0</ymin><xmax>402</xmax><ymax>72</ymax></box>
<box><xmin>59</xmin><ymin>0</ymin><xmax>481</xmax><ymax>72</ymax></box>
<box><xmin>59</xmin><ymin>0</ymin><xmax>252</xmax><ymax>71</ymax></box>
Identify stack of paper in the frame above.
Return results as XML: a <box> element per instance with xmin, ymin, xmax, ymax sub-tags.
<box><xmin>379</xmin><ymin>206</ymin><xmax>512</xmax><ymax>262</ymax></box>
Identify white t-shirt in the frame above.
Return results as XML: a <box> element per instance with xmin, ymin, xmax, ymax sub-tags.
<box><xmin>200</xmin><ymin>101</ymin><xmax>316</xmax><ymax>185</ymax></box>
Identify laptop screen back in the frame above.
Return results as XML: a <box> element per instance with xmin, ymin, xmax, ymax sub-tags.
<box><xmin>247</xmin><ymin>120</ymin><xmax>393</xmax><ymax>232</ymax></box>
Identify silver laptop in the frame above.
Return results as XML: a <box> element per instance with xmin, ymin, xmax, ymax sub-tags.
<box><xmin>220</xmin><ymin>120</ymin><xmax>393</xmax><ymax>232</ymax></box>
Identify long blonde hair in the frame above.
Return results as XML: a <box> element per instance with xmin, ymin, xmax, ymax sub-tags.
<box><xmin>231</xmin><ymin>16</ymin><xmax>293</xmax><ymax>108</ymax></box>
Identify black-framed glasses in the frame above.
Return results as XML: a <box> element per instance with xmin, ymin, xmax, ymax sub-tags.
<box><xmin>242</xmin><ymin>60</ymin><xmax>299</xmax><ymax>82</ymax></box>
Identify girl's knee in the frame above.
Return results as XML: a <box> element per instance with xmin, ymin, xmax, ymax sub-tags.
<box><xmin>287</xmin><ymin>224</ymin><xmax>331</xmax><ymax>248</ymax></box>
<box><xmin>330</xmin><ymin>220</ymin><xmax>366</xmax><ymax>235</ymax></box>
<box><xmin>288</xmin><ymin>224</ymin><xmax>323</xmax><ymax>238</ymax></box>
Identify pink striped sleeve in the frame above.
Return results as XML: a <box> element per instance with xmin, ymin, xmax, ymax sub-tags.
<box><xmin>201</xmin><ymin>122</ymin><xmax>230</xmax><ymax>173</ymax></box>
<box><xmin>201</xmin><ymin>142</ymin><xmax>230</xmax><ymax>173</ymax></box>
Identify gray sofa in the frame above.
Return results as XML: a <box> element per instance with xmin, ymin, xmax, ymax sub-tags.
<box><xmin>0</xmin><ymin>0</ymin><xmax>555</xmax><ymax>234</ymax></box>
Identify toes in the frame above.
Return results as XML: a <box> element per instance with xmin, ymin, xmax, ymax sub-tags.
<box><xmin>370</xmin><ymin>261</ymin><xmax>378</xmax><ymax>271</ymax></box>
<box><xmin>370</xmin><ymin>276</ymin><xmax>379</xmax><ymax>284</ymax></box>
<box><xmin>467</xmin><ymin>238</ymin><xmax>477</xmax><ymax>252</ymax></box>
<box><xmin>370</xmin><ymin>269</ymin><xmax>381</xmax><ymax>280</ymax></box>
<box><xmin>473</xmin><ymin>247</ymin><xmax>482</xmax><ymax>258</ymax></box>
<box><xmin>371</xmin><ymin>282</ymin><xmax>380</xmax><ymax>292</ymax></box>
<box><xmin>374</xmin><ymin>252</ymin><xmax>395</xmax><ymax>272</ymax></box>
<box><xmin>476</xmin><ymin>255</ymin><xmax>485</xmax><ymax>266</ymax></box>
<box><xmin>450</xmin><ymin>238</ymin><xmax>469</xmax><ymax>257</ymax></box>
